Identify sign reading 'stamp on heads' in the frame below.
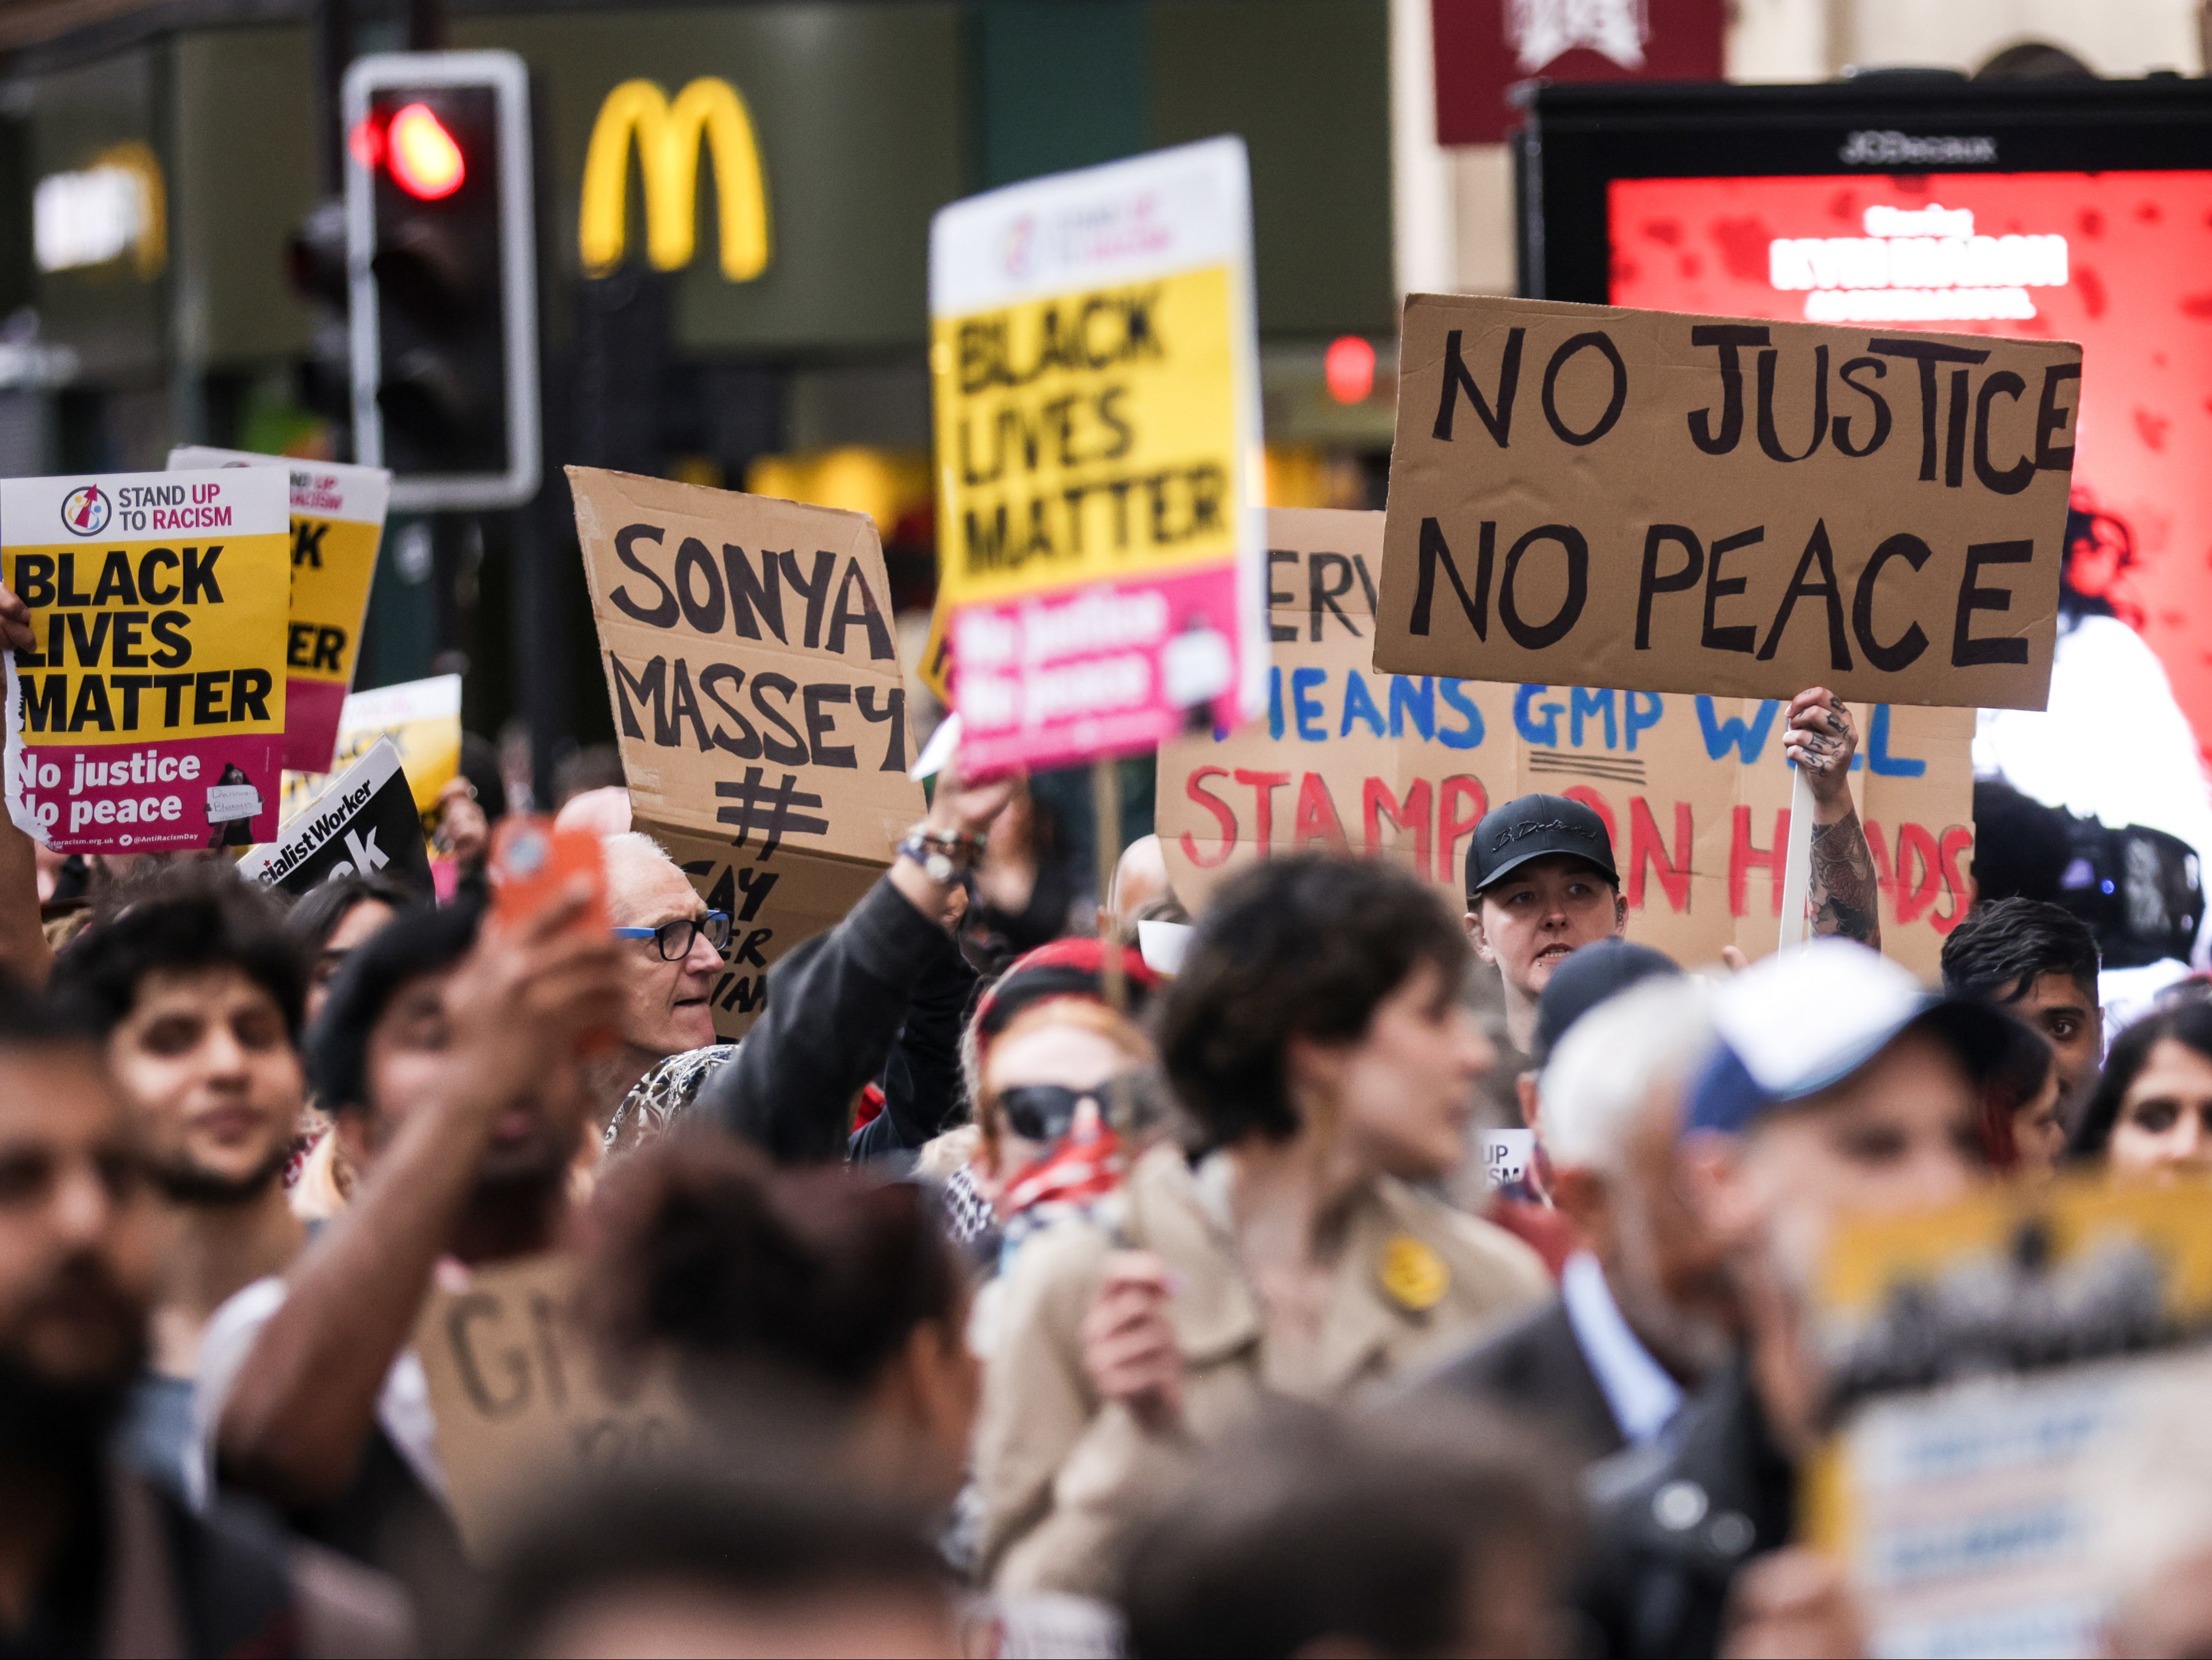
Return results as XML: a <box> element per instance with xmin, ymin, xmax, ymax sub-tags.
<box><xmin>3</xmin><ymin>468</ymin><xmax>290</xmax><ymax>854</ymax></box>
<box><xmin>1160</xmin><ymin>511</ymin><xmax>1973</xmax><ymax>978</ymax></box>
<box><xmin>571</xmin><ymin>467</ymin><xmax>924</xmax><ymax>1037</ymax></box>
<box><xmin>929</xmin><ymin>137</ymin><xmax>1267</xmax><ymax>773</ymax></box>
<box><xmin>1375</xmin><ymin>294</ymin><xmax>2080</xmax><ymax>711</ymax></box>
<box><xmin>168</xmin><ymin>447</ymin><xmax>391</xmax><ymax>775</ymax></box>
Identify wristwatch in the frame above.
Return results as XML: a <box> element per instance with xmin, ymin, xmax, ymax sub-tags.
<box><xmin>898</xmin><ymin>825</ymin><xmax>985</xmax><ymax>885</ymax></box>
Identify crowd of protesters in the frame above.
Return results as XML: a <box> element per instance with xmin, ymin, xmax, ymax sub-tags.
<box><xmin>4</xmin><ymin>586</ymin><xmax>2212</xmax><ymax>1660</ymax></box>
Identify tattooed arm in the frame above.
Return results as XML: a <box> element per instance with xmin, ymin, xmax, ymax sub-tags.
<box><xmin>1785</xmin><ymin>688</ymin><xmax>1883</xmax><ymax>951</ymax></box>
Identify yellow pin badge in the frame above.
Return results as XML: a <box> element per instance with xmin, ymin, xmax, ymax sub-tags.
<box><xmin>1380</xmin><ymin>1234</ymin><xmax>1449</xmax><ymax>1313</ymax></box>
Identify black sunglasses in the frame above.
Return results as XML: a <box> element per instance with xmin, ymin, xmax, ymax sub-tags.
<box><xmin>995</xmin><ymin>1073</ymin><xmax>1148</xmax><ymax>1143</ymax></box>
<box><xmin>611</xmin><ymin>911</ymin><xmax>733</xmax><ymax>961</ymax></box>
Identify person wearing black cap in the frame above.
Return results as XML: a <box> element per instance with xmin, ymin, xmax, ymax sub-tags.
<box><xmin>1465</xmin><ymin>689</ymin><xmax>1883</xmax><ymax>1053</ymax></box>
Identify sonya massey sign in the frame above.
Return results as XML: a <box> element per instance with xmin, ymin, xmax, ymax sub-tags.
<box><xmin>1374</xmin><ymin>294</ymin><xmax>2080</xmax><ymax>711</ymax></box>
<box><xmin>1161</xmin><ymin>511</ymin><xmax>1974</xmax><ymax>978</ymax></box>
<box><xmin>572</xmin><ymin>468</ymin><xmax>923</xmax><ymax>1037</ymax></box>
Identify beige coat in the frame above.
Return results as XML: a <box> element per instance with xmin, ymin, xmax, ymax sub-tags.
<box><xmin>973</xmin><ymin>1142</ymin><xmax>1550</xmax><ymax>1596</ymax></box>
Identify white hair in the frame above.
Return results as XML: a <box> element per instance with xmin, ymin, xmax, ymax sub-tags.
<box><xmin>600</xmin><ymin>831</ymin><xmax>682</xmax><ymax>921</ymax></box>
<box><xmin>1538</xmin><ymin>976</ymin><xmax>1717</xmax><ymax>1173</ymax></box>
<box><xmin>601</xmin><ymin>829</ymin><xmax>673</xmax><ymax>868</ymax></box>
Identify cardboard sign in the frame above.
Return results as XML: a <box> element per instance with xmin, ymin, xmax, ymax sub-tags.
<box><xmin>236</xmin><ymin>738</ymin><xmax>433</xmax><ymax>898</ymax></box>
<box><xmin>1158</xmin><ymin>510</ymin><xmax>1973</xmax><ymax>979</ymax></box>
<box><xmin>279</xmin><ymin>673</ymin><xmax>461</xmax><ymax>830</ymax></box>
<box><xmin>2</xmin><ymin>468</ymin><xmax>290</xmax><ymax>854</ymax></box>
<box><xmin>570</xmin><ymin>467</ymin><xmax>924</xmax><ymax>1039</ymax></box>
<box><xmin>1808</xmin><ymin>1179</ymin><xmax>2212</xmax><ymax>1657</ymax></box>
<box><xmin>928</xmin><ymin>138</ymin><xmax>1267</xmax><ymax>773</ymax></box>
<box><xmin>413</xmin><ymin>1254</ymin><xmax>687</xmax><ymax>1559</ymax></box>
<box><xmin>1374</xmin><ymin>294</ymin><xmax>2079</xmax><ymax>712</ymax></box>
<box><xmin>168</xmin><ymin>447</ymin><xmax>391</xmax><ymax>775</ymax></box>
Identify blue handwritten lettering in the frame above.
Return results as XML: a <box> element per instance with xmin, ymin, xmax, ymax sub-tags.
<box><xmin>1388</xmin><ymin>676</ymin><xmax>1435</xmax><ymax>741</ymax></box>
<box><xmin>1697</xmin><ymin>696</ymin><xmax>1780</xmax><ymax>763</ymax></box>
<box><xmin>1626</xmin><ymin>692</ymin><xmax>1663</xmax><ymax>752</ymax></box>
<box><xmin>1439</xmin><ymin>680</ymin><xmax>1484</xmax><ymax>750</ymax></box>
<box><xmin>1292</xmin><ymin>667</ymin><xmax>1328</xmax><ymax>742</ymax></box>
<box><xmin>1515</xmin><ymin>684</ymin><xmax>1563</xmax><ymax>746</ymax></box>
<box><xmin>1340</xmin><ymin>670</ymin><xmax>1387</xmax><ymax>738</ymax></box>
<box><xmin>1570</xmin><ymin>686</ymin><xmax>1616</xmax><ymax>750</ymax></box>
<box><xmin>1867</xmin><ymin>703</ymin><xmax>1927</xmax><ymax>777</ymax></box>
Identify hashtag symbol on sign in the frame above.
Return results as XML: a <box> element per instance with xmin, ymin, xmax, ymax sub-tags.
<box><xmin>715</xmin><ymin>769</ymin><xmax>829</xmax><ymax>859</ymax></box>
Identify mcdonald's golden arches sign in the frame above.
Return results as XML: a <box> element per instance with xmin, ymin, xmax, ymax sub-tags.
<box><xmin>578</xmin><ymin>78</ymin><xmax>771</xmax><ymax>282</ymax></box>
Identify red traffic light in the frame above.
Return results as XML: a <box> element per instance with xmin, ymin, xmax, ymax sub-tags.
<box><xmin>386</xmin><ymin>103</ymin><xmax>467</xmax><ymax>199</ymax></box>
<box><xmin>1324</xmin><ymin>335</ymin><xmax>1376</xmax><ymax>405</ymax></box>
<box><xmin>348</xmin><ymin>104</ymin><xmax>467</xmax><ymax>200</ymax></box>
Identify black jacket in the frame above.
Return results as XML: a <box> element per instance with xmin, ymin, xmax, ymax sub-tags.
<box><xmin>697</xmin><ymin>875</ymin><xmax>973</xmax><ymax>1164</ymax></box>
<box><xmin>1424</xmin><ymin>1296</ymin><xmax>1626</xmax><ymax>1464</ymax></box>
<box><xmin>1571</xmin><ymin>1358</ymin><xmax>1796</xmax><ymax>1660</ymax></box>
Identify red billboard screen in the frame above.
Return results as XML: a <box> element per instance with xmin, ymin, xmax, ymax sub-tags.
<box><xmin>1608</xmin><ymin>170</ymin><xmax>2212</xmax><ymax>759</ymax></box>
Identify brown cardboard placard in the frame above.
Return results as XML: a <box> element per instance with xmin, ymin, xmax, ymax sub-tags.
<box><xmin>1160</xmin><ymin>510</ymin><xmax>1973</xmax><ymax>980</ymax></box>
<box><xmin>571</xmin><ymin>468</ymin><xmax>925</xmax><ymax>1037</ymax></box>
<box><xmin>1374</xmin><ymin>295</ymin><xmax>2079</xmax><ymax>712</ymax></box>
<box><xmin>414</xmin><ymin>1254</ymin><xmax>688</xmax><ymax>1559</ymax></box>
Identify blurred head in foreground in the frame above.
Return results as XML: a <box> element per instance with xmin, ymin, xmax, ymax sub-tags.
<box><xmin>484</xmin><ymin>1470</ymin><xmax>955</xmax><ymax>1658</ymax></box>
<box><xmin>1117</xmin><ymin>1398</ymin><xmax>1573</xmax><ymax>1659</ymax></box>
<box><xmin>1679</xmin><ymin>941</ymin><xmax>2014</xmax><ymax>1449</ymax></box>
<box><xmin>0</xmin><ymin>988</ymin><xmax>152</xmax><ymax>1468</ymax></box>
<box><xmin>584</xmin><ymin>1133</ymin><xmax>976</xmax><ymax>1504</ymax></box>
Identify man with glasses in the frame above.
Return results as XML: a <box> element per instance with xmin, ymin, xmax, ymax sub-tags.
<box><xmin>592</xmin><ymin>833</ymin><xmax>738</xmax><ymax>1142</ymax></box>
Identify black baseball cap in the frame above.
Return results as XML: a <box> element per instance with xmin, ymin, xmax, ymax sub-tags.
<box><xmin>1464</xmin><ymin>792</ymin><xmax>1619</xmax><ymax>902</ymax></box>
<box><xmin>1531</xmin><ymin>938</ymin><xmax>1682</xmax><ymax>1067</ymax></box>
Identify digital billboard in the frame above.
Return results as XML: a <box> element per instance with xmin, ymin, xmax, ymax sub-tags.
<box><xmin>1606</xmin><ymin>168</ymin><xmax>2212</xmax><ymax>749</ymax></box>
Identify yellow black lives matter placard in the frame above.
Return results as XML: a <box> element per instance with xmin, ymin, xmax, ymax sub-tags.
<box><xmin>170</xmin><ymin>447</ymin><xmax>391</xmax><ymax>773</ymax></box>
<box><xmin>4</xmin><ymin>467</ymin><xmax>289</xmax><ymax>852</ymax></box>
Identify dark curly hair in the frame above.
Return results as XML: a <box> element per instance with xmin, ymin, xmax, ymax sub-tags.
<box><xmin>1942</xmin><ymin>896</ymin><xmax>2101</xmax><ymax>1006</ymax></box>
<box><xmin>1159</xmin><ymin>855</ymin><xmax>1470</xmax><ymax>1146</ymax></box>
<box><xmin>583</xmin><ymin>1132</ymin><xmax>962</xmax><ymax>1406</ymax></box>
<box><xmin>51</xmin><ymin>861</ymin><xmax>308</xmax><ymax>1041</ymax></box>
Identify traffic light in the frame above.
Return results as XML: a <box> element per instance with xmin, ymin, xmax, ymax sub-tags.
<box><xmin>342</xmin><ymin>51</ymin><xmax>538</xmax><ymax>510</ymax></box>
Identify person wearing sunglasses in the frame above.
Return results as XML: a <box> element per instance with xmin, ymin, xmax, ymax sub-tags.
<box><xmin>594</xmin><ymin>833</ymin><xmax>740</xmax><ymax>1133</ymax></box>
<box><xmin>966</xmin><ymin>998</ymin><xmax>1162</xmax><ymax>1345</ymax></box>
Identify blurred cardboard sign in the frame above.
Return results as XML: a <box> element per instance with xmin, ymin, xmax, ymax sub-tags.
<box><xmin>2</xmin><ymin>467</ymin><xmax>291</xmax><ymax>854</ymax></box>
<box><xmin>928</xmin><ymin>137</ymin><xmax>1267</xmax><ymax>774</ymax></box>
<box><xmin>279</xmin><ymin>673</ymin><xmax>461</xmax><ymax>830</ymax></box>
<box><xmin>1376</xmin><ymin>294</ymin><xmax>2079</xmax><ymax>712</ymax></box>
<box><xmin>1807</xmin><ymin>1178</ymin><xmax>2212</xmax><ymax>1658</ymax></box>
<box><xmin>570</xmin><ymin>467</ymin><xmax>923</xmax><ymax>1038</ymax></box>
<box><xmin>167</xmin><ymin>446</ymin><xmax>390</xmax><ymax>774</ymax></box>
<box><xmin>1432</xmin><ymin>0</ymin><xmax>1724</xmax><ymax>145</ymax></box>
<box><xmin>1158</xmin><ymin>510</ymin><xmax>1973</xmax><ymax>978</ymax></box>
<box><xmin>414</xmin><ymin>1254</ymin><xmax>687</xmax><ymax>1560</ymax></box>
<box><xmin>237</xmin><ymin>738</ymin><xmax>432</xmax><ymax>898</ymax></box>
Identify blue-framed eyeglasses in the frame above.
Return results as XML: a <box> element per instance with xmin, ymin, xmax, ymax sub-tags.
<box><xmin>611</xmin><ymin>911</ymin><xmax>732</xmax><ymax>961</ymax></box>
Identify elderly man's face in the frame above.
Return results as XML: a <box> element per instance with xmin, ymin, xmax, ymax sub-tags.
<box><xmin>606</xmin><ymin>846</ymin><xmax>723</xmax><ymax>1059</ymax></box>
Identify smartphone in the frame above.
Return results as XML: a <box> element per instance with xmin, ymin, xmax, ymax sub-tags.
<box><xmin>488</xmin><ymin>816</ymin><xmax>609</xmax><ymax>935</ymax></box>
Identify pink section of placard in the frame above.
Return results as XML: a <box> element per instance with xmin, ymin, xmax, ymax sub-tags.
<box><xmin>283</xmin><ymin>677</ymin><xmax>350</xmax><ymax>773</ymax></box>
<box><xmin>951</xmin><ymin>565</ymin><xmax>1245</xmax><ymax>775</ymax></box>
<box><xmin>19</xmin><ymin>732</ymin><xmax>283</xmax><ymax>854</ymax></box>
